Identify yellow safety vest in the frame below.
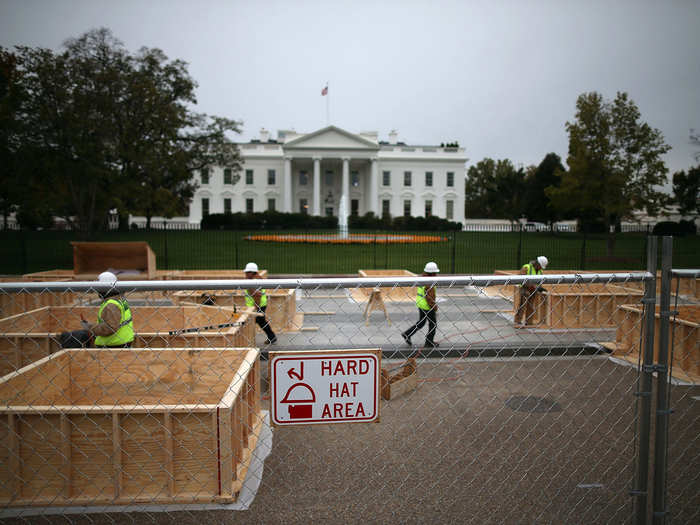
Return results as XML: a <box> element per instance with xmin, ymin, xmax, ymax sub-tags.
<box><xmin>94</xmin><ymin>297</ymin><xmax>134</xmax><ymax>347</ymax></box>
<box><xmin>245</xmin><ymin>289</ymin><xmax>268</xmax><ymax>308</ymax></box>
<box><xmin>520</xmin><ymin>263</ymin><xmax>543</xmax><ymax>287</ymax></box>
<box><xmin>416</xmin><ymin>286</ymin><xmax>431</xmax><ymax>311</ymax></box>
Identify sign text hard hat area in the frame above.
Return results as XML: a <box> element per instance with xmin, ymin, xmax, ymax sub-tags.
<box><xmin>270</xmin><ymin>350</ymin><xmax>381</xmax><ymax>426</ymax></box>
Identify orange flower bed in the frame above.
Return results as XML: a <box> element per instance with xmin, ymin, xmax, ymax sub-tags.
<box><xmin>245</xmin><ymin>233</ymin><xmax>448</xmax><ymax>244</ymax></box>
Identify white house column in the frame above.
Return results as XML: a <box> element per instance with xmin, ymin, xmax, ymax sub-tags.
<box><xmin>283</xmin><ymin>156</ymin><xmax>292</xmax><ymax>212</ymax></box>
<box><xmin>341</xmin><ymin>157</ymin><xmax>350</xmax><ymax>220</ymax></box>
<box><xmin>313</xmin><ymin>156</ymin><xmax>321</xmax><ymax>216</ymax></box>
<box><xmin>369</xmin><ymin>157</ymin><xmax>379</xmax><ymax>215</ymax></box>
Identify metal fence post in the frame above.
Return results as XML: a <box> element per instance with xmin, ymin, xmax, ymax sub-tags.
<box><xmin>516</xmin><ymin>224</ymin><xmax>522</xmax><ymax>269</ymax></box>
<box><xmin>580</xmin><ymin>230</ymin><xmax>587</xmax><ymax>270</ymax></box>
<box><xmin>652</xmin><ymin>236</ymin><xmax>673</xmax><ymax>524</ymax></box>
<box><xmin>634</xmin><ymin>235</ymin><xmax>657</xmax><ymax>525</ymax></box>
<box><xmin>163</xmin><ymin>222</ymin><xmax>169</xmax><ymax>270</ymax></box>
<box><xmin>451</xmin><ymin>231</ymin><xmax>457</xmax><ymax>274</ymax></box>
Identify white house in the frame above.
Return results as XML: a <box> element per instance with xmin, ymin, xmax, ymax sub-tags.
<box><xmin>130</xmin><ymin>125</ymin><xmax>467</xmax><ymax>227</ymax></box>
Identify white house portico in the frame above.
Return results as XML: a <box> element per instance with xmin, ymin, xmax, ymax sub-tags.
<box><xmin>161</xmin><ymin>125</ymin><xmax>467</xmax><ymax>226</ymax></box>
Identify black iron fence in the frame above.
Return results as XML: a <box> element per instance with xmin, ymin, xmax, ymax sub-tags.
<box><xmin>0</xmin><ymin>229</ymin><xmax>698</xmax><ymax>275</ymax></box>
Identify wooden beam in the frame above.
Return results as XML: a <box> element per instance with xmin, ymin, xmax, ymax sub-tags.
<box><xmin>60</xmin><ymin>414</ymin><xmax>72</xmax><ymax>499</ymax></box>
<box><xmin>164</xmin><ymin>411</ymin><xmax>175</xmax><ymax>497</ymax></box>
<box><xmin>112</xmin><ymin>413</ymin><xmax>122</xmax><ymax>499</ymax></box>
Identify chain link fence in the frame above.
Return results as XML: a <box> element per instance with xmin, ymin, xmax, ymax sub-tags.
<box><xmin>0</xmin><ymin>242</ymin><xmax>697</xmax><ymax>523</ymax></box>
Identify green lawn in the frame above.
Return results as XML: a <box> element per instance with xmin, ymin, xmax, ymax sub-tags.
<box><xmin>1</xmin><ymin>230</ymin><xmax>698</xmax><ymax>275</ymax></box>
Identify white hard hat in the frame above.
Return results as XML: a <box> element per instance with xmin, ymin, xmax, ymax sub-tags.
<box><xmin>244</xmin><ymin>262</ymin><xmax>259</xmax><ymax>273</ymax></box>
<box><xmin>537</xmin><ymin>256</ymin><xmax>549</xmax><ymax>269</ymax></box>
<box><xmin>98</xmin><ymin>271</ymin><xmax>118</xmax><ymax>284</ymax></box>
<box><xmin>424</xmin><ymin>262</ymin><xmax>440</xmax><ymax>273</ymax></box>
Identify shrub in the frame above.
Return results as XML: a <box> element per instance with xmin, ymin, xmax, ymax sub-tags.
<box><xmin>201</xmin><ymin>212</ymin><xmax>337</xmax><ymax>230</ymax></box>
<box><xmin>652</xmin><ymin>220</ymin><xmax>697</xmax><ymax>236</ymax></box>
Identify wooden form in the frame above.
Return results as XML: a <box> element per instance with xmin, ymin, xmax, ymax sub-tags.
<box><xmin>0</xmin><ymin>347</ymin><xmax>263</xmax><ymax>507</ymax></box>
<box><xmin>71</xmin><ymin>242</ymin><xmax>157</xmax><ymax>279</ymax></box>
<box><xmin>356</xmin><ymin>270</ymin><xmax>416</xmax><ymax>302</ymax></box>
<box><xmin>511</xmin><ymin>283</ymin><xmax>643</xmax><ymax>329</ymax></box>
<box><xmin>363</xmin><ymin>288</ymin><xmax>391</xmax><ymax>325</ymax></box>
<box><xmin>0</xmin><ymin>305</ymin><xmax>255</xmax><ymax>377</ymax></box>
<box><xmin>612</xmin><ymin>304</ymin><xmax>699</xmax><ymax>383</ymax></box>
<box><xmin>495</xmin><ymin>269</ymin><xmax>699</xmax><ymax>300</ymax></box>
<box><xmin>0</xmin><ymin>290</ymin><xmax>77</xmax><ymax>319</ymax></box>
<box><xmin>380</xmin><ymin>358</ymin><xmax>417</xmax><ymax>400</ymax></box>
<box><xmin>163</xmin><ymin>269</ymin><xmax>268</xmax><ymax>280</ymax></box>
<box><xmin>172</xmin><ymin>288</ymin><xmax>300</xmax><ymax>332</ymax></box>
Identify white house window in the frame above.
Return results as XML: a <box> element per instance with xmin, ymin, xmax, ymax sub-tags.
<box><xmin>382</xmin><ymin>200</ymin><xmax>390</xmax><ymax>217</ymax></box>
<box><xmin>446</xmin><ymin>200</ymin><xmax>454</xmax><ymax>220</ymax></box>
<box><xmin>224</xmin><ymin>168</ymin><xmax>232</xmax><ymax>185</ymax></box>
<box><xmin>351</xmin><ymin>171</ymin><xmax>360</xmax><ymax>187</ymax></box>
<box><xmin>300</xmin><ymin>198</ymin><xmax>308</xmax><ymax>214</ymax></box>
<box><xmin>351</xmin><ymin>199</ymin><xmax>359</xmax><ymax>216</ymax></box>
<box><xmin>299</xmin><ymin>171</ymin><xmax>308</xmax><ymax>185</ymax></box>
<box><xmin>268</xmin><ymin>198</ymin><xmax>276</xmax><ymax>211</ymax></box>
<box><xmin>404</xmin><ymin>171</ymin><xmax>412</xmax><ymax>187</ymax></box>
<box><xmin>425</xmin><ymin>172</ymin><xmax>433</xmax><ymax>187</ymax></box>
<box><xmin>325</xmin><ymin>170</ymin><xmax>333</xmax><ymax>185</ymax></box>
<box><xmin>447</xmin><ymin>172</ymin><xmax>454</xmax><ymax>187</ymax></box>
<box><xmin>201</xmin><ymin>168</ymin><xmax>210</xmax><ymax>185</ymax></box>
<box><xmin>382</xmin><ymin>171</ymin><xmax>390</xmax><ymax>186</ymax></box>
<box><xmin>425</xmin><ymin>200</ymin><xmax>433</xmax><ymax>217</ymax></box>
<box><xmin>245</xmin><ymin>169</ymin><xmax>253</xmax><ymax>185</ymax></box>
<box><xmin>403</xmin><ymin>200</ymin><xmax>411</xmax><ymax>217</ymax></box>
<box><xmin>325</xmin><ymin>206</ymin><xmax>333</xmax><ymax>217</ymax></box>
<box><xmin>201</xmin><ymin>198</ymin><xmax>210</xmax><ymax>216</ymax></box>
<box><xmin>246</xmin><ymin>198</ymin><xmax>254</xmax><ymax>213</ymax></box>
<box><xmin>224</xmin><ymin>198</ymin><xmax>231</xmax><ymax>213</ymax></box>
<box><xmin>268</xmin><ymin>169</ymin><xmax>276</xmax><ymax>185</ymax></box>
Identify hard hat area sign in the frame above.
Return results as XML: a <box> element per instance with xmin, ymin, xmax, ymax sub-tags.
<box><xmin>271</xmin><ymin>351</ymin><xmax>380</xmax><ymax>425</ymax></box>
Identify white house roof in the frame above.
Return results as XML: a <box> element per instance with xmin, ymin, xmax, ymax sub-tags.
<box><xmin>282</xmin><ymin>125</ymin><xmax>380</xmax><ymax>150</ymax></box>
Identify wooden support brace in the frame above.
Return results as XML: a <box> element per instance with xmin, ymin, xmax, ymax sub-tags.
<box><xmin>364</xmin><ymin>288</ymin><xmax>391</xmax><ymax>326</ymax></box>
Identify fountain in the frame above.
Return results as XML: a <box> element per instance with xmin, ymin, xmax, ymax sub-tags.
<box><xmin>338</xmin><ymin>195</ymin><xmax>349</xmax><ymax>239</ymax></box>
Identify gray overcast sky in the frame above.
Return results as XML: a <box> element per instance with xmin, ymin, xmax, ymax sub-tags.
<box><xmin>2</xmin><ymin>0</ymin><xmax>699</xmax><ymax>177</ymax></box>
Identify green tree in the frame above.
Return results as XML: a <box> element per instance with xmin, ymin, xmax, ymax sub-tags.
<box><xmin>672</xmin><ymin>166</ymin><xmax>700</xmax><ymax>218</ymax></box>
<box><xmin>547</xmin><ymin>92</ymin><xmax>670</xmax><ymax>253</ymax></box>
<box><xmin>465</xmin><ymin>158</ymin><xmax>525</xmax><ymax>221</ymax></box>
<box><xmin>8</xmin><ymin>28</ymin><xmax>242</xmax><ymax>235</ymax></box>
<box><xmin>0</xmin><ymin>48</ymin><xmax>28</xmax><ymax>228</ymax></box>
<box><xmin>523</xmin><ymin>153</ymin><xmax>564</xmax><ymax>225</ymax></box>
<box><xmin>465</xmin><ymin>158</ymin><xmax>498</xmax><ymax>218</ymax></box>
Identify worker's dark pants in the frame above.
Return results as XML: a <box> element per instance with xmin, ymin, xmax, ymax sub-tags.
<box><xmin>256</xmin><ymin>306</ymin><xmax>276</xmax><ymax>341</ymax></box>
<box><xmin>403</xmin><ymin>307</ymin><xmax>436</xmax><ymax>344</ymax></box>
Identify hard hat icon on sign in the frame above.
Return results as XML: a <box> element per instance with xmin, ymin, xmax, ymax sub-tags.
<box><xmin>281</xmin><ymin>382</ymin><xmax>316</xmax><ymax>419</ymax></box>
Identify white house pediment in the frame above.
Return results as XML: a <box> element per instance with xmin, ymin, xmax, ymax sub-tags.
<box><xmin>285</xmin><ymin>126</ymin><xmax>379</xmax><ymax>151</ymax></box>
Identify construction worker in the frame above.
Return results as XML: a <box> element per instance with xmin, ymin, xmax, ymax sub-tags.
<box><xmin>244</xmin><ymin>262</ymin><xmax>277</xmax><ymax>344</ymax></box>
<box><xmin>401</xmin><ymin>262</ymin><xmax>440</xmax><ymax>349</ymax></box>
<box><xmin>83</xmin><ymin>271</ymin><xmax>135</xmax><ymax>347</ymax></box>
<box><xmin>514</xmin><ymin>255</ymin><xmax>548</xmax><ymax>327</ymax></box>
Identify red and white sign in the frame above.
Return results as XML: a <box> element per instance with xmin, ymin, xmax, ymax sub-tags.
<box><xmin>270</xmin><ymin>350</ymin><xmax>381</xmax><ymax>426</ymax></box>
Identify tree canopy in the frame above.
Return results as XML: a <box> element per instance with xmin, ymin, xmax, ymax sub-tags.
<box><xmin>672</xmin><ymin>166</ymin><xmax>700</xmax><ymax>218</ymax></box>
<box><xmin>547</xmin><ymin>91</ymin><xmax>670</xmax><ymax>244</ymax></box>
<box><xmin>464</xmin><ymin>158</ymin><xmax>526</xmax><ymax>222</ymax></box>
<box><xmin>1</xmin><ymin>28</ymin><xmax>242</xmax><ymax>234</ymax></box>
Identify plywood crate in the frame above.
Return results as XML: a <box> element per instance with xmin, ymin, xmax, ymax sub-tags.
<box><xmin>495</xmin><ymin>269</ymin><xmax>698</xmax><ymax>300</ymax></box>
<box><xmin>511</xmin><ymin>283</ymin><xmax>643</xmax><ymax>329</ymax></box>
<box><xmin>0</xmin><ymin>347</ymin><xmax>263</xmax><ymax>507</ymax></box>
<box><xmin>0</xmin><ymin>289</ymin><xmax>77</xmax><ymax>319</ymax></box>
<box><xmin>0</xmin><ymin>305</ymin><xmax>255</xmax><ymax>376</ymax></box>
<box><xmin>21</xmin><ymin>270</ymin><xmax>75</xmax><ymax>282</ymax></box>
<box><xmin>613</xmin><ymin>304</ymin><xmax>700</xmax><ymax>383</ymax></box>
<box><xmin>163</xmin><ymin>269</ymin><xmax>268</xmax><ymax>280</ymax></box>
<box><xmin>172</xmin><ymin>288</ymin><xmax>300</xmax><ymax>332</ymax></box>
<box><xmin>71</xmin><ymin>242</ymin><xmax>156</xmax><ymax>279</ymax></box>
<box><xmin>357</xmin><ymin>270</ymin><xmax>416</xmax><ymax>302</ymax></box>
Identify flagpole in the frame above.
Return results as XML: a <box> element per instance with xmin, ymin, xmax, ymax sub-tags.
<box><xmin>326</xmin><ymin>81</ymin><xmax>330</xmax><ymax>125</ymax></box>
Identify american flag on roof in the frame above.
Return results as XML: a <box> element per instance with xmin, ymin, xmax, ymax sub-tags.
<box><xmin>321</xmin><ymin>85</ymin><xmax>328</xmax><ymax>96</ymax></box>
